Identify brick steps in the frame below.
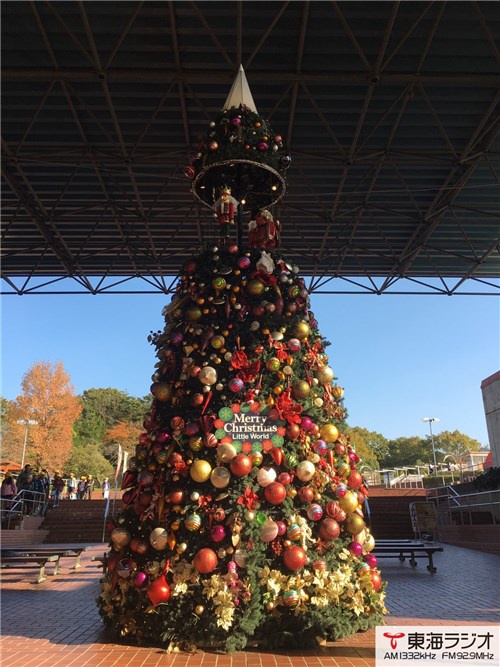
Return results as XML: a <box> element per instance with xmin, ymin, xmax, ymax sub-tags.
<box><xmin>439</xmin><ymin>525</ymin><xmax>500</xmax><ymax>554</ymax></box>
<box><xmin>40</xmin><ymin>500</ymin><xmax>111</xmax><ymax>543</ymax></box>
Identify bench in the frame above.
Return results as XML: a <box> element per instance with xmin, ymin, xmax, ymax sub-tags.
<box><xmin>373</xmin><ymin>543</ymin><xmax>443</xmax><ymax>573</ymax></box>
<box><xmin>0</xmin><ymin>554</ymin><xmax>60</xmax><ymax>583</ymax></box>
<box><xmin>0</xmin><ymin>544</ymin><xmax>90</xmax><ymax>570</ymax></box>
<box><xmin>92</xmin><ymin>553</ymin><xmax>108</xmax><ymax>572</ymax></box>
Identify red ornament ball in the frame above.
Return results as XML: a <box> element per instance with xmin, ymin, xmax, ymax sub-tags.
<box><xmin>370</xmin><ymin>570</ymin><xmax>382</xmax><ymax>591</ymax></box>
<box><xmin>146</xmin><ymin>574</ymin><xmax>171</xmax><ymax>605</ymax></box>
<box><xmin>283</xmin><ymin>546</ymin><xmax>307</xmax><ymax>571</ymax></box>
<box><xmin>318</xmin><ymin>518</ymin><xmax>340</xmax><ymax>541</ymax></box>
<box><xmin>348</xmin><ymin>470</ymin><xmax>363</xmax><ymax>489</ymax></box>
<box><xmin>298</xmin><ymin>486</ymin><xmax>315</xmax><ymax>503</ymax></box>
<box><xmin>193</xmin><ymin>548</ymin><xmax>218</xmax><ymax>573</ymax></box>
<box><xmin>230</xmin><ymin>454</ymin><xmax>253</xmax><ymax>477</ymax></box>
<box><xmin>264</xmin><ymin>482</ymin><xmax>287</xmax><ymax>505</ymax></box>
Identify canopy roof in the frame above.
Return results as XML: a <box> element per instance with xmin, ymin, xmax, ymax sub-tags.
<box><xmin>1</xmin><ymin>1</ymin><xmax>499</xmax><ymax>295</ymax></box>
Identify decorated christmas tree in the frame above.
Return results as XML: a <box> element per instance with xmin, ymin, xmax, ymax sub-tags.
<box><xmin>98</xmin><ymin>67</ymin><xmax>387</xmax><ymax>651</ymax></box>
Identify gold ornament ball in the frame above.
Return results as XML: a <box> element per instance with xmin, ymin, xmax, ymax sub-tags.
<box><xmin>185</xmin><ymin>306</ymin><xmax>202</xmax><ymax>322</ymax></box>
<box><xmin>149</xmin><ymin>527</ymin><xmax>169</xmax><ymax>550</ymax></box>
<box><xmin>364</xmin><ymin>534</ymin><xmax>376</xmax><ymax>552</ymax></box>
<box><xmin>320</xmin><ymin>423</ymin><xmax>339</xmax><ymax>443</ymax></box>
<box><xmin>316</xmin><ymin>366</ymin><xmax>334</xmax><ymax>384</ymax></box>
<box><xmin>217</xmin><ymin>443</ymin><xmax>237</xmax><ymax>462</ymax></box>
<box><xmin>210</xmin><ymin>466</ymin><xmax>231</xmax><ymax>489</ymax></box>
<box><xmin>153</xmin><ymin>383</ymin><xmax>173</xmax><ymax>402</ymax></box>
<box><xmin>190</xmin><ymin>459</ymin><xmax>212</xmax><ymax>483</ymax></box>
<box><xmin>246</xmin><ymin>279</ymin><xmax>265</xmax><ymax>297</ymax></box>
<box><xmin>195</xmin><ymin>605</ymin><xmax>205</xmax><ymax>615</ymax></box>
<box><xmin>345</xmin><ymin>513</ymin><xmax>366</xmax><ymax>535</ymax></box>
<box><xmin>292</xmin><ymin>379</ymin><xmax>311</xmax><ymax>399</ymax></box>
<box><xmin>338</xmin><ymin>490</ymin><xmax>359</xmax><ymax>513</ymax></box>
<box><xmin>332</xmin><ymin>386</ymin><xmax>344</xmax><ymax>399</ymax></box>
<box><xmin>314</xmin><ymin>398</ymin><xmax>324</xmax><ymax>408</ymax></box>
<box><xmin>111</xmin><ymin>527</ymin><xmax>131</xmax><ymax>548</ymax></box>
<box><xmin>199</xmin><ymin>366</ymin><xmax>217</xmax><ymax>385</ymax></box>
<box><xmin>293</xmin><ymin>321</ymin><xmax>311</xmax><ymax>340</ymax></box>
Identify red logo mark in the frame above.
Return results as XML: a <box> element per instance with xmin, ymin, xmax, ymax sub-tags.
<box><xmin>383</xmin><ymin>632</ymin><xmax>406</xmax><ymax>649</ymax></box>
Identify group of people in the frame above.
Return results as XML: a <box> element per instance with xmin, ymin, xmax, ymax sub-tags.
<box><xmin>0</xmin><ymin>464</ymin><xmax>112</xmax><ymax>516</ymax></box>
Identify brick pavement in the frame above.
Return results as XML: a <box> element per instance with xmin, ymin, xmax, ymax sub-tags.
<box><xmin>1</xmin><ymin>543</ymin><xmax>498</xmax><ymax>667</ymax></box>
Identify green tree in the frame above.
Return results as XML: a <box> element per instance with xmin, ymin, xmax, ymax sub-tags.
<box><xmin>74</xmin><ymin>388</ymin><xmax>149</xmax><ymax>447</ymax></box>
<box><xmin>430</xmin><ymin>430</ymin><xmax>485</xmax><ymax>460</ymax></box>
<box><xmin>65</xmin><ymin>442</ymin><xmax>114</xmax><ymax>482</ymax></box>
<box><xmin>344</xmin><ymin>426</ymin><xmax>385</xmax><ymax>469</ymax></box>
<box><xmin>381</xmin><ymin>436</ymin><xmax>429</xmax><ymax>469</ymax></box>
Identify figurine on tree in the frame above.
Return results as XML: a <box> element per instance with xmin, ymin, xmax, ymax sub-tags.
<box><xmin>214</xmin><ymin>186</ymin><xmax>238</xmax><ymax>244</ymax></box>
<box><xmin>248</xmin><ymin>209</ymin><xmax>281</xmax><ymax>249</ymax></box>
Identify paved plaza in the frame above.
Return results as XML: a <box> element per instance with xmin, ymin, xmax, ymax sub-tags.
<box><xmin>1</xmin><ymin>543</ymin><xmax>499</xmax><ymax>667</ymax></box>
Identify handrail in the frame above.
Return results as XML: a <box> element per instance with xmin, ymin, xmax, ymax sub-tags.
<box><xmin>101</xmin><ymin>495</ymin><xmax>111</xmax><ymax>543</ymax></box>
<box><xmin>1</xmin><ymin>489</ymin><xmax>49</xmax><ymax>527</ymax></box>
<box><xmin>427</xmin><ymin>486</ymin><xmax>500</xmax><ymax>527</ymax></box>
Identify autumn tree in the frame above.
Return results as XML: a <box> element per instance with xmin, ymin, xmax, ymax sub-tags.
<box><xmin>6</xmin><ymin>362</ymin><xmax>82</xmax><ymax>470</ymax></box>
<box><xmin>103</xmin><ymin>420</ymin><xmax>142</xmax><ymax>462</ymax></box>
<box><xmin>74</xmin><ymin>388</ymin><xmax>149</xmax><ymax>447</ymax></box>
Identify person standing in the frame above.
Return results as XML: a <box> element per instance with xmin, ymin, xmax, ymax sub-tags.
<box><xmin>77</xmin><ymin>476</ymin><xmax>87</xmax><ymax>500</ymax></box>
<box><xmin>51</xmin><ymin>471</ymin><xmax>65</xmax><ymax>507</ymax></box>
<box><xmin>67</xmin><ymin>472</ymin><xmax>77</xmax><ymax>500</ymax></box>
<box><xmin>101</xmin><ymin>477</ymin><xmax>110</xmax><ymax>500</ymax></box>
<box><xmin>1</xmin><ymin>475</ymin><xmax>17</xmax><ymax>510</ymax></box>
<box><xmin>16</xmin><ymin>464</ymin><xmax>34</xmax><ymax>514</ymax></box>
<box><xmin>85</xmin><ymin>475</ymin><xmax>95</xmax><ymax>500</ymax></box>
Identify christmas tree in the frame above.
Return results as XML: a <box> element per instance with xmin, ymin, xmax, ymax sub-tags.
<box><xmin>98</xmin><ymin>67</ymin><xmax>387</xmax><ymax>652</ymax></box>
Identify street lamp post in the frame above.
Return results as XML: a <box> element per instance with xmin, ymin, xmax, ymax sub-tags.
<box><xmin>422</xmin><ymin>417</ymin><xmax>440</xmax><ymax>475</ymax></box>
<box><xmin>16</xmin><ymin>419</ymin><xmax>38</xmax><ymax>469</ymax></box>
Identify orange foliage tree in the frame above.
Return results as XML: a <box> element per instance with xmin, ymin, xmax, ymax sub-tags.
<box><xmin>103</xmin><ymin>421</ymin><xmax>142</xmax><ymax>451</ymax></box>
<box><xmin>7</xmin><ymin>361</ymin><xmax>82</xmax><ymax>470</ymax></box>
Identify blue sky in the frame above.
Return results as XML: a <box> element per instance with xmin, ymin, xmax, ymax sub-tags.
<box><xmin>1</xmin><ymin>291</ymin><xmax>498</xmax><ymax>446</ymax></box>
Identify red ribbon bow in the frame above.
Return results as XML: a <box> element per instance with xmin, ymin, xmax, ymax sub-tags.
<box><xmin>275</xmin><ymin>389</ymin><xmax>303</xmax><ymax>424</ymax></box>
<box><xmin>237</xmin><ymin>486</ymin><xmax>259</xmax><ymax>510</ymax></box>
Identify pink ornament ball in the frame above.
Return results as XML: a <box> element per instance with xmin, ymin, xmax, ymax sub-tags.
<box><xmin>276</xmin><ymin>521</ymin><xmax>287</xmax><ymax>536</ymax></box>
<box><xmin>170</xmin><ymin>332</ymin><xmax>184</xmax><ymax>346</ymax></box>
<box><xmin>155</xmin><ymin>430</ymin><xmax>171</xmax><ymax>444</ymax></box>
<box><xmin>229</xmin><ymin>377</ymin><xmax>244</xmax><ymax>393</ymax></box>
<box><xmin>257</xmin><ymin>141</ymin><xmax>269</xmax><ymax>152</ymax></box>
<box><xmin>185</xmin><ymin>421</ymin><xmax>200</xmax><ymax>436</ymax></box>
<box><xmin>288</xmin><ymin>338</ymin><xmax>301</xmax><ymax>353</ymax></box>
<box><xmin>231</xmin><ymin>116</ymin><xmax>241</xmax><ymax>126</ymax></box>
<box><xmin>277</xmin><ymin>472</ymin><xmax>292</xmax><ymax>486</ymax></box>
<box><xmin>364</xmin><ymin>554</ymin><xmax>378</xmax><ymax>569</ymax></box>
<box><xmin>132</xmin><ymin>571</ymin><xmax>149</xmax><ymax>588</ymax></box>
<box><xmin>211</xmin><ymin>525</ymin><xmax>226</xmax><ymax>543</ymax></box>
<box><xmin>307</xmin><ymin>503</ymin><xmax>324</xmax><ymax>521</ymax></box>
<box><xmin>337</xmin><ymin>484</ymin><xmax>348</xmax><ymax>498</ymax></box>
<box><xmin>238</xmin><ymin>256</ymin><xmax>251</xmax><ymax>270</ymax></box>
<box><xmin>349</xmin><ymin>541</ymin><xmax>364</xmax><ymax>557</ymax></box>
<box><xmin>313</xmin><ymin>440</ymin><xmax>328</xmax><ymax>456</ymax></box>
<box><xmin>301</xmin><ymin>416</ymin><xmax>313</xmax><ymax>432</ymax></box>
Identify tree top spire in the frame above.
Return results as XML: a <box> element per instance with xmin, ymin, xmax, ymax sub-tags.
<box><xmin>223</xmin><ymin>65</ymin><xmax>258</xmax><ymax>113</ymax></box>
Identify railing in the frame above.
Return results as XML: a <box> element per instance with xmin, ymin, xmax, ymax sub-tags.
<box><xmin>427</xmin><ymin>486</ymin><xmax>500</xmax><ymax>527</ymax></box>
<box><xmin>0</xmin><ymin>489</ymin><xmax>49</xmax><ymax>528</ymax></box>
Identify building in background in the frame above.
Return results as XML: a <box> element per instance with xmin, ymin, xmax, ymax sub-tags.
<box><xmin>481</xmin><ymin>371</ymin><xmax>500</xmax><ymax>468</ymax></box>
